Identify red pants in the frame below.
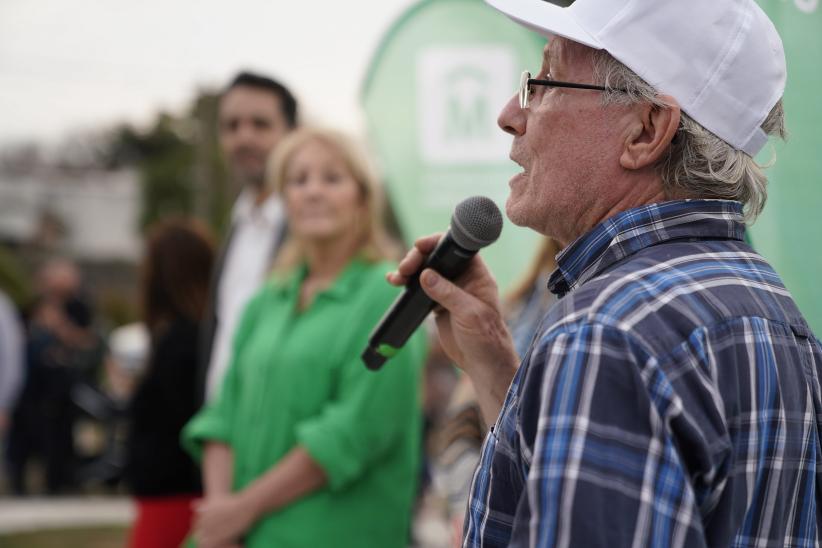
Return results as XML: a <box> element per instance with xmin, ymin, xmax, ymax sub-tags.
<box><xmin>129</xmin><ymin>494</ymin><xmax>197</xmax><ymax>548</ymax></box>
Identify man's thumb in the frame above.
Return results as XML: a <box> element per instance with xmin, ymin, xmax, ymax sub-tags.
<box><xmin>421</xmin><ymin>269</ymin><xmax>462</xmax><ymax>310</ymax></box>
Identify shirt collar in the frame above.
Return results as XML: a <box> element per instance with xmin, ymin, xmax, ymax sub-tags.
<box><xmin>232</xmin><ymin>189</ymin><xmax>283</xmax><ymax>225</ymax></box>
<box><xmin>270</xmin><ymin>256</ymin><xmax>371</xmax><ymax>303</ymax></box>
<box><xmin>547</xmin><ymin>200</ymin><xmax>746</xmax><ymax>297</ymax></box>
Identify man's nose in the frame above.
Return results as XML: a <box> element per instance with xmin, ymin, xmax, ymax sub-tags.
<box><xmin>497</xmin><ymin>93</ymin><xmax>526</xmax><ymax>137</ymax></box>
<box><xmin>235</xmin><ymin>121</ymin><xmax>257</xmax><ymax>144</ymax></box>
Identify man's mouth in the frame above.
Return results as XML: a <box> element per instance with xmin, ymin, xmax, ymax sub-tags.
<box><xmin>510</xmin><ymin>155</ymin><xmax>527</xmax><ymax>173</ymax></box>
<box><xmin>233</xmin><ymin>148</ymin><xmax>264</xmax><ymax>163</ymax></box>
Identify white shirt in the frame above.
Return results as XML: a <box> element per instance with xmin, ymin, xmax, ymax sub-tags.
<box><xmin>205</xmin><ymin>190</ymin><xmax>285</xmax><ymax>400</ymax></box>
<box><xmin>0</xmin><ymin>291</ymin><xmax>23</xmax><ymax>414</ymax></box>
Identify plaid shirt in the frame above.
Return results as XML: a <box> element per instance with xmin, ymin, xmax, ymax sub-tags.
<box><xmin>464</xmin><ymin>200</ymin><xmax>822</xmax><ymax>548</ymax></box>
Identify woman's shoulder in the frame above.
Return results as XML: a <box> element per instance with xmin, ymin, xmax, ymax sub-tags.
<box><xmin>242</xmin><ymin>277</ymin><xmax>288</xmax><ymax>312</ymax></box>
<box><xmin>154</xmin><ymin>317</ymin><xmax>199</xmax><ymax>348</ymax></box>
<box><xmin>143</xmin><ymin>318</ymin><xmax>199</xmax><ymax>380</ymax></box>
<box><xmin>229</xmin><ymin>282</ymin><xmax>283</xmax><ymax>337</ymax></box>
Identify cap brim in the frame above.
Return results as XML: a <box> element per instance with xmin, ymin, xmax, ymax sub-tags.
<box><xmin>485</xmin><ymin>0</ymin><xmax>602</xmax><ymax>50</ymax></box>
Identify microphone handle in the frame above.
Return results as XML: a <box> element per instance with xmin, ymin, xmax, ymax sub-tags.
<box><xmin>363</xmin><ymin>233</ymin><xmax>476</xmax><ymax>370</ymax></box>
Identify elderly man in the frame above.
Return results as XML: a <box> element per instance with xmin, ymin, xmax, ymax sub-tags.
<box><xmin>390</xmin><ymin>0</ymin><xmax>822</xmax><ymax>546</ymax></box>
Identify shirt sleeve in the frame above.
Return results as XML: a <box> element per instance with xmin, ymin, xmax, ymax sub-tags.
<box><xmin>294</xmin><ymin>287</ymin><xmax>427</xmax><ymax>491</ymax></box>
<box><xmin>511</xmin><ymin>322</ymin><xmax>709</xmax><ymax>548</ymax></box>
<box><xmin>0</xmin><ymin>295</ymin><xmax>24</xmax><ymax>413</ymax></box>
<box><xmin>181</xmin><ymin>292</ymin><xmax>264</xmax><ymax>463</ymax></box>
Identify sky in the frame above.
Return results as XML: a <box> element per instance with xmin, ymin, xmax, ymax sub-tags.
<box><xmin>0</xmin><ymin>0</ymin><xmax>417</xmax><ymax>147</ymax></box>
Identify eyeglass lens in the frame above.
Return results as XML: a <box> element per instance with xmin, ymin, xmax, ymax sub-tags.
<box><xmin>519</xmin><ymin>71</ymin><xmax>531</xmax><ymax>109</ymax></box>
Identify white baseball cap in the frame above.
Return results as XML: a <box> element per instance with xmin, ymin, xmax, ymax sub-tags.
<box><xmin>485</xmin><ymin>0</ymin><xmax>787</xmax><ymax>156</ymax></box>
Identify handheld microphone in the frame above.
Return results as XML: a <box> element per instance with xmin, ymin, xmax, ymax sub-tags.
<box><xmin>362</xmin><ymin>196</ymin><xmax>503</xmax><ymax>370</ymax></box>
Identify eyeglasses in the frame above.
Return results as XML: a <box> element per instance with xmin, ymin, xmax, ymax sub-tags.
<box><xmin>519</xmin><ymin>70</ymin><xmax>627</xmax><ymax>109</ymax></box>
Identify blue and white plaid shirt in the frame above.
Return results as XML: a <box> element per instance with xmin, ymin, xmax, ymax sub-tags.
<box><xmin>464</xmin><ymin>200</ymin><xmax>822</xmax><ymax>548</ymax></box>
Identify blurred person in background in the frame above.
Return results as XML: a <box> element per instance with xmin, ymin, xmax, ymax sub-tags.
<box><xmin>182</xmin><ymin>128</ymin><xmax>427</xmax><ymax>548</ymax></box>
<box><xmin>199</xmin><ymin>72</ymin><xmax>299</xmax><ymax>403</ymax></box>
<box><xmin>125</xmin><ymin>218</ymin><xmax>215</xmax><ymax>548</ymax></box>
<box><xmin>428</xmin><ymin>237</ymin><xmax>560</xmax><ymax>546</ymax></box>
<box><xmin>0</xmin><ymin>288</ymin><xmax>24</xmax><ymax>441</ymax></box>
<box><xmin>7</xmin><ymin>258</ymin><xmax>102</xmax><ymax>495</ymax></box>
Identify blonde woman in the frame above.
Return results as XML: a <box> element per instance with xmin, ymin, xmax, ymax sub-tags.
<box><xmin>183</xmin><ymin>128</ymin><xmax>427</xmax><ymax>548</ymax></box>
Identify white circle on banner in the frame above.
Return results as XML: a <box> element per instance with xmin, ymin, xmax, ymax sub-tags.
<box><xmin>794</xmin><ymin>0</ymin><xmax>818</xmax><ymax>13</ymax></box>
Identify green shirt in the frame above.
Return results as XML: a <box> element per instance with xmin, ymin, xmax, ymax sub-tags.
<box><xmin>182</xmin><ymin>258</ymin><xmax>427</xmax><ymax>548</ymax></box>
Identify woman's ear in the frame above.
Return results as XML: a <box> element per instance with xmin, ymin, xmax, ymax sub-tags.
<box><xmin>620</xmin><ymin>95</ymin><xmax>681</xmax><ymax>171</ymax></box>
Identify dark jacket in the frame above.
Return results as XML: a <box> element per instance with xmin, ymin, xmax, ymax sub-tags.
<box><xmin>125</xmin><ymin>318</ymin><xmax>202</xmax><ymax>497</ymax></box>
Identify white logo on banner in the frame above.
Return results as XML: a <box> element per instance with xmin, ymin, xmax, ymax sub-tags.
<box><xmin>417</xmin><ymin>46</ymin><xmax>516</xmax><ymax>165</ymax></box>
<box><xmin>777</xmin><ymin>0</ymin><xmax>818</xmax><ymax>13</ymax></box>
<box><xmin>793</xmin><ymin>0</ymin><xmax>818</xmax><ymax>13</ymax></box>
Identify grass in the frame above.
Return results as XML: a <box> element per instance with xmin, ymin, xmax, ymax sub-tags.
<box><xmin>0</xmin><ymin>527</ymin><xmax>127</xmax><ymax>548</ymax></box>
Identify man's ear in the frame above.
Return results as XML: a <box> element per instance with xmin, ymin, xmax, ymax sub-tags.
<box><xmin>620</xmin><ymin>95</ymin><xmax>681</xmax><ymax>171</ymax></box>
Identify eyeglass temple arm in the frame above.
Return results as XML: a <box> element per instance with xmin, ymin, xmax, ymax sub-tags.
<box><xmin>528</xmin><ymin>78</ymin><xmax>627</xmax><ymax>93</ymax></box>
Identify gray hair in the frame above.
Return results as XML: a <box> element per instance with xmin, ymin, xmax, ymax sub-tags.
<box><xmin>591</xmin><ymin>51</ymin><xmax>787</xmax><ymax>222</ymax></box>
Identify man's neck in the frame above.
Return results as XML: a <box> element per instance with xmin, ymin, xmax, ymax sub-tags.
<box><xmin>559</xmin><ymin>173</ymin><xmax>667</xmax><ymax>247</ymax></box>
<box><xmin>235</xmin><ymin>184</ymin><xmax>272</xmax><ymax>208</ymax></box>
<box><xmin>252</xmin><ymin>188</ymin><xmax>272</xmax><ymax>208</ymax></box>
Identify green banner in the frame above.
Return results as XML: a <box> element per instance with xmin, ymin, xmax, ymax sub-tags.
<box><xmin>752</xmin><ymin>0</ymin><xmax>822</xmax><ymax>334</ymax></box>
<box><xmin>362</xmin><ymin>0</ymin><xmax>544</xmax><ymax>291</ymax></box>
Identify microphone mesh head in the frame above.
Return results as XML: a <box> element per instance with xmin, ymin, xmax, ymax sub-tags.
<box><xmin>450</xmin><ymin>196</ymin><xmax>504</xmax><ymax>251</ymax></box>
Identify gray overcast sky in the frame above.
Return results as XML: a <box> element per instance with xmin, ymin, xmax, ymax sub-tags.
<box><xmin>0</xmin><ymin>0</ymin><xmax>415</xmax><ymax>146</ymax></box>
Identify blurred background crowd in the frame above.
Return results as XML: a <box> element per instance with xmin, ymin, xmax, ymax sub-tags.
<box><xmin>0</xmin><ymin>0</ymin><xmax>819</xmax><ymax>547</ymax></box>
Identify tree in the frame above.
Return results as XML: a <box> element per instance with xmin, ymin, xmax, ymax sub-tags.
<box><xmin>104</xmin><ymin>91</ymin><xmax>231</xmax><ymax>236</ymax></box>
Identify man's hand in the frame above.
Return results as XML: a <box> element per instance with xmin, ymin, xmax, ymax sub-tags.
<box><xmin>387</xmin><ymin>234</ymin><xmax>519</xmax><ymax>423</ymax></box>
<box><xmin>387</xmin><ymin>233</ymin><xmax>517</xmax><ymax>372</ymax></box>
<box><xmin>193</xmin><ymin>494</ymin><xmax>256</xmax><ymax>548</ymax></box>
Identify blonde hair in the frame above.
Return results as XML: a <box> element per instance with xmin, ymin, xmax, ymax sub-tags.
<box><xmin>266</xmin><ymin>127</ymin><xmax>401</xmax><ymax>272</ymax></box>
